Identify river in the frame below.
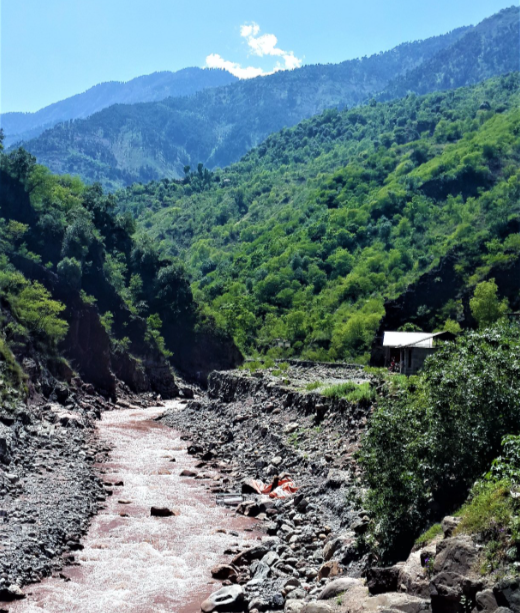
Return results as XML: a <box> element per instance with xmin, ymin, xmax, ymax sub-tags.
<box><xmin>7</xmin><ymin>403</ymin><xmax>257</xmax><ymax>613</ymax></box>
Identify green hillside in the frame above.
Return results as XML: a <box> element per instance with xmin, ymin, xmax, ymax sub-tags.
<box><xmin>115</xmin><ymin>73</ymin><xmax>520</xmax><ymax>362</ymax></box>
<box><xmin>0</xmin><ymin>140</ymin><xmax>239</xmax><ymax>396</ymax></box>
<box><xmin>18</xmin><ymin>25</ymin><xmax>473</xmax><ymax>190</ymax></box>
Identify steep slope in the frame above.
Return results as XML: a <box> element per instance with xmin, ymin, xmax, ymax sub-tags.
<box><xmin>380</xmin><ymin>6</ymin><xmax>520</xmax><ymax>100</ymax></box>
<box><xmin>115</xmin><ymin>73</ymin><xmax>520</xmax><ymax>362</ymax></box>
<box><xmin>0</xmin><ymin>145</ymin><xmax>241</xmax><ymax>395</ymax></box>
<box><xmin>1</xmin><ymin>68</ymin><xmax>237</xmax><ymax>147</ymax></box>
<box><xmin>17</xmin><ymin>26</ymin><xmax>471</xmax><ymax>190</ymax></box>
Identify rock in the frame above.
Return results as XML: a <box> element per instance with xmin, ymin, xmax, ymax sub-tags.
<box><xmin>201</xmin><ymin>585</ymin><xmax>245</xmax><ymax>612</ymax></box>
<box><xmin>150</xmin><ymin>506</ymin><xmax>179</xmax><ymax>517</ymax></box>
<box><xmin>441</xmin><ymin>516</ymin><xmax>461</xmax><ymax>538</ymax></box>
<box><xmin>0</xmin><ymin>584</ymin><xmax>25</xmax><ymax>600</ymax></box>
<box><xmin>301</xmin><ymin>604</ymin><xmax>333</xmax><ymax>613</ymax></box>
<box><xmin>271</xmin><ymin>456</ymin><xmax>283</xmax><ymax>467</ymax></box>
<box><xmin>494</xmin><ymin>578</ymin><xmax>520</xmax><ymax>613</ymax></box>
<box><xmin>430</xmin><ymin>571</ymin><xmax>484</xmax><ymax>613</ymax></box>
<box><xmin>262</xmin><ymin>551</ymin><xmax>280</xmax><ymax>567</ymax></box>
<box><xmin>180</xmin><ymin>469</ymin><xmax>198</xmax><ymax>477</ymax></box>
<box><xmin>433</xmin><ymin>536</ymin><xmax>478</xmax><ymax>576</ymax></box>
<box><xmin>366</xmin><ymin>564</ymin><xmax>402</xmax><ymax>595</ymax></box>
<box><xmin>318</xmin><ymin>578</ymin><xmax>360</xmax><ymax>600</ymax></box>
<box><xmin>322</xmin><ymin>538</ymin><xmax>341</xmax><ymax>562</ymax></box>
<box><xmin>317</xmin><ymin>560</ymin><xmax>342</xmax><ymax>582</ymax></box>
<box><xmin>397</xmin><ymin>551</ymin><xmax>430</xmax><ymax>598</ymax></box>
<box><xmin>285</xmin><ymin>601</ymin><xmax>305</xmax><ymax>613</ymax></box>
<box><xmin>361</xmin><ymin>593</ymin><xmax>430</xmax><ymax>613</ymax></box>
<box><xmin>475</xmin><ymin>588</ymin><xmax>499</xmax><ymax>612</ymax></box>
<box><xmin>248</xmin><ymin>561</ymin><xmax>270</xmax><ymax>586</ymax></box>
<box><xmin>284</xmin><ymin>423</ymin><xmax>299</xmax><ymax>434</ymax></box>
<box><xmin>232</xmin><ymin>546</ymin><xmax>268</xmax><ymax>567</ymax></box>
<box><xmin>211</xmin><ymin>564</ymin><xmax>238</xmax><ymax>581</ymax></box>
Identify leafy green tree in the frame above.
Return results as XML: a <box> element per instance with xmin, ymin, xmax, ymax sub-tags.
<box><xmin>57</xmin><ymin>257</ymin><xmax>82</xmax><ymax>289</ymax></box>
<box><xmin>470</xmin><ymin>279</ymin><xmax>509</xmax><ymax>327</ymax></box>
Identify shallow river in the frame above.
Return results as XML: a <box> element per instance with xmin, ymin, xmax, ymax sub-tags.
<box><xmin>8</xmin><ymin>403</ymin><xmax>257</xmax><ymax>613</ymax></box>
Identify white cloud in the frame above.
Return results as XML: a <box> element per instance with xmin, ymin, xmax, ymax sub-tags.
<box><xmin>204</xmin><ymin>22</ymin><xmax>302</xmax><ymax>80</ymax></box>
<box><xmin>205</xmin><ymin>54</ymin><xmax>266</xmax><ymax>80</ymax></box>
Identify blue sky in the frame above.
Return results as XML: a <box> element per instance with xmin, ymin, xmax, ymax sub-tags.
<box><xmin>1</xmin><ymin>0</ymin><xmax>516</xmax><ymax>113</ymax></box>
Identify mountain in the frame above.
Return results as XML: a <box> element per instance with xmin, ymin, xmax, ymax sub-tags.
<box><xmin>379</xmin><ymin>6</ymin><xmax>520</xmax><ymax>100</ymax></box>
<box><xmin>114</xmin><ymin>73</ymin><xmax>520</xmax><ymax>362</ymax></box>
<box><xmin>1</xmin><ymin>68</ymin><xmax>237</xmax><ymax>147</ymax></box>
<box><xmin>14</xmin><ymin>25</ymin><xmax>474</xmax><ymax>190</ymax></box>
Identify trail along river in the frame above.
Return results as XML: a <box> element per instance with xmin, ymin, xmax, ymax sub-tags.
<box><xmin>8</xmin><ymin>403</ymin><xmax>258</xmax><ymax>613</ymax></box>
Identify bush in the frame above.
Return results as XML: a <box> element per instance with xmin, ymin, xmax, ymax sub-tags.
<box><xmin>358</xmin><ymin>323</ymin><xmax>520</xmax><ymax>562</ymax></box>
<box><xmin>10</xmin><ymin>282</ymin><xmax>68</xmax><ymax>347</ymax></box>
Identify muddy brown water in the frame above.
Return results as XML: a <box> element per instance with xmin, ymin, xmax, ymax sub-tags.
<box><xmin>7</xmin><ymin>403</ymin><xmax>258</xmax><ymax>613</ymax></box>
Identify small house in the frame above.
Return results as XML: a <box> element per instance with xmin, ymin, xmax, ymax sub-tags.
<box><xmin>380</xmin><ymin>330</ymin><xmax>455</xmax><ymax>375</ymax></box>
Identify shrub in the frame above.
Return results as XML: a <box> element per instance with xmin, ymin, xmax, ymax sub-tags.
<box><xmin>358</xmin><ymin>323</ymin><xmax>520</xmax><ymax>562</ymax></box>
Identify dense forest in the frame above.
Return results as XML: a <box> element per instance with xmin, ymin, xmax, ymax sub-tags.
<box><xmin>15</xmin><ymin>23</ymin><xmax>474</xmax><ymax>190</ymax></box>
<box><xmin>115</xmin><ymin>73</ymin><xmax>520</xmax><ymax>362</ymax></box>
<box><xmin>0</xmin><ymin>137</ymin><xmax>239</xmax><ymax>400</ymax></box>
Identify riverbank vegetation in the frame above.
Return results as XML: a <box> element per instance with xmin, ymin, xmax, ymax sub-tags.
<box><xmin>359</xmin><ymin>322</ymin><xmax>520</xmax><ymax>562</ymax></box>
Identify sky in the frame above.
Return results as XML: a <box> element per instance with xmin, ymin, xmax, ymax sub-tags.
<box><xmin>1</xmin><ymin>0</ymin><xmax>517</xmax><ymax>114</ymax></box>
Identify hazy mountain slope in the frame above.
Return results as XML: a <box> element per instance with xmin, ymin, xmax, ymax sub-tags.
<box><xmin>114</xmin><ymin>73</ymin><xmax>520</xmax><ymax>361</ymax></box>
<box><xmin>1</xmin><ymin>68</ymin><xmax>237</xmax><ymax>147</ymax></box>
<box><xmin>17</xmin><ymin>26</ymin><xmax>471</xmax><ymax>190</ymax></box>
<box><xmin>380</xmin><ymin>6</ymin><xmax>519</xmax><ymax>101</ymax></box>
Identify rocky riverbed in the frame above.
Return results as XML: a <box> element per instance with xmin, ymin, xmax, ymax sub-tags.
<box><xmin>159</xmin><ymin>364</ymin><xmax>375</xmax><ymax>611</ymax></box>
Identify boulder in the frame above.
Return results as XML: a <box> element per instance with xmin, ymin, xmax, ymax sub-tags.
<box><xmin>200</xmin><ymin>585</ymin><xmax>245</xmax><ymax>612</ymax></box>
<box><xmin>430</xmin><ymin>571</ymin><xmax>484</xmax><ymax>613</ymax></box>
<box><xmin>301</xmin><ymin>604</ymin><xmax>333</xmax><ymax>613</ymax></box>
<box><xmin>494</xmin><ymin>578</ymin><xmax>520</xmax><ymax>613</ymax></box>
<box><xmin>433</xmin><ymin>536</ymin><xmax>478</xmax><ymax>575</ymax></box>
<box><xmin>317</xmin><ymin>560</ymin><xmax>342</xmax><ymax>582</ymax></box>
<box><xmin>318</xmin><ymin>578</ymin><xmax>361</xmax><ymax>600</ymax></box>
<box><xmin>211</xmin><ymin>564</ymin><xmax>238</xmax><ymax>581</ymax></box>
<box><xmin>0</xmin><ymin>584</ymin><xmax>25</xmax><ymax>600</ymax></box>
<box><xmin>367</xmin><ymin>564</ymin><xmax>403</xmax><ymax>595</ymax></box>
<box><xmin>150</xmin><ymin>506</ymin><xmax>179</xmax><ymax>517</ymax></box>
<box><xmin>475</xmin><ymin>588</ymin><xmax>499</xmax><ymax>612</ymax></box>
<box><xmin>232</xmin><ymin>546</ymin><xmax>268</xmax><ymax>567</ymax></box>
<box><xmin>441</xmin><ymin>517</ymin><xmax>461</xmax><ymax>538</ymax></box>
<box><xmin>285</xmin><ymin>601</ymin><xmax>305</xmax><ymax>613</ymax></box>
<box><xmin>397</xmin><ymin>550</ymin><xmax>430</xmax><ymax>598</ymax></box>
<box><xmin>362</xmin><ymin>593</ymin><xmax>430</xmax><ymax>613</ymax></box>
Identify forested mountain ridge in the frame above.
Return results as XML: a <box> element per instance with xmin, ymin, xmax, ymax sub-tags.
<box><xmin>379</xmin><ymin>5</ymin><xmax>520</xmax><ymax>100</ymax></box>
<box><xmin>15</xmin><ymin>24</ymin><xmax>474</xmax><ymax>190</ymax></box>
<box><xmin>1</xmin><ymin>68</ymin><xmax>237</xmax><ymax>147</ymax></box>
<box><xmin>115</xmin><ymin>73</ymin><xmax>520</xmax><ymax>362</ymax></box>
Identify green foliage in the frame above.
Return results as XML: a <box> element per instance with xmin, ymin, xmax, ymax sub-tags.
<box><xmin>415</xmin><ymin>523</ymin><xmax>443</xmax><ymax>547</ymax></box>
<box><xmin>358</xmin><ymin>323</ymin><xmax>520</xmax><ymax>562</ymax></box>
<box><xmin>145</xmin><ymin>314</ymin><xmax>172</xmax><ymax>358</ymax></box>
<box><xmin>9</xmin><ymin>282</ymin><xmax>68</xmax><ymax>346</ymax></box>
<box><xmin>322</xmin><ymin>381</ymin><xmax>375</xmax><ymax>404</ymax></box>
<box><xmin>57</xmin><ymin>257</ymin><xmax>82</xmax><ymax>288</ymax></box>
<box><xmin>470</xmin><ymin>279</ymin><xmax>509</xmax><ymax>327</ymax></box>
<box><xmin>112</xmin><ymin>74</ymin><xmax>520</xmax><ymax>362</ymax></box>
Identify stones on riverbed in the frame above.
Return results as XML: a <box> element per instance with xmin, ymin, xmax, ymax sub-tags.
<box><xmin>211</xmin><ymin>564</ymin><xmax>238</xmax><ymax>581</ymax></box>
<box><xmin>150</xmin><ymin>506</ymin><xmax>180</xmax><ymax>517</ymax></box>
<box><xmin>0</xmin><ymin>583</ymin><xmax>26</xmax><ymax>600</ymax></box>
<box><xmin>232</xmin><ymin>546</ymin><xmax>268</xmax><ymax>567</ymax></box>
<box><xmin>200</xmin><ymin>584</ymin><xmax>245</xmax><ymax>612</ymax></box>
<box><xmin>118</xmin><ymin>499</ymin><xmax>132</xmax><ymax>504</ymax></box>
<box><xmin>317</xmin><ymin>577</ymin><xmax>360</xmax><ymax>600</ymax></box>
<box><xmin>180</xmin><ymin>469</ymin><xmax>198</xmax><ymax>477</ymax></box>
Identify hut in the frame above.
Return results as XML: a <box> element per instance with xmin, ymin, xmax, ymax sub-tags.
<box><xmin>380</xmin><ymin>330</ymin><xmax>455</xmax><ymax>375</ymax></box>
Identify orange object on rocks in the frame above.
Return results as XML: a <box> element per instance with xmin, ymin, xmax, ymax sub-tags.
<box><xmin>246</xmin><ymin>476</ymin><xmax>299</xmax><ymax>499</ymax></box>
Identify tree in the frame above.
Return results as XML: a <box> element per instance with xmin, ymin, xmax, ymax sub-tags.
<box><xmin>470</xmin><ymin>279</ymin><xmax>509</xmax><ymax>328</ymax></box>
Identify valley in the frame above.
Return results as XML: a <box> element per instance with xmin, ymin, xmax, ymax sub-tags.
<box><xmin>1</xmin><ymin>3</ymin><xmax>520</xmax><ymax>612</ymax></box>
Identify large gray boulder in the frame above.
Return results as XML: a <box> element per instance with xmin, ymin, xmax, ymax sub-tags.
<box><xmin>318</xmin><ymin>578</ymin><xmax>361</xmax><ymax>600</ymax></box>
<box><xmin>201</xmin><ymin>584</ymin><xmax>245</xmax><ymax>612</ymax></box>
<box><xmin>494</xmin><ymin>578</ymin><xmax>520</xmax><ymax>613</ymax></box>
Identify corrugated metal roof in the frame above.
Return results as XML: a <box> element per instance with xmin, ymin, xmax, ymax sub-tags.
<box><xmin>383</xmin><ymin>331</ymin><xmax>435</xmax><ymax>349</ymax></box>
